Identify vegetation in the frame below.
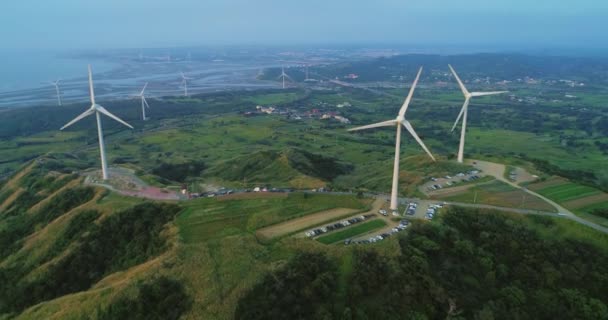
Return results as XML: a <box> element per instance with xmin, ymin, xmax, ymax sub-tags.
<box><xmin>0</xmin><ymin>187</ymin><xmax>95</xmax><ymax>259</ymax></box>
<box><xmin>178</xmin><ymin>192</ymin><xmax>369</xmax><ymax>243</ymax></box>
<box><xmin>1</xmin><ymin>52</ymin><xmax>608</xmax><ymax>318</ymax></box>
<box><xmin>207</xmin><ymin>148</ymin><xmax>353</xmax><ymax>188</ymax></box>
<box><xmin>0</xmin><ymin>202</ymin><xmax>180</xmax><ymax>314</ymax></box>
<box><xmin>152</xmin><ymin>160</ymin><xmax>207</xmax><ymax>183</ymax></box>
<box><xmin>317</xmin><ymin>219</ymin><xmax>386</xmax><ymax>244</ymax></box>
<box><xmin>235</xmin><ymin>252</ymin><xmax>338</xmax><ymax>320</ymax></box>
<box><xmin>536</xmin><ymin>181</ymin><xmax>601</xmax><ymax>202</ymax></box>
<box><xmin>591</xmin><ymin>208</ymin><xmax>608</xmax><ymax>219</ymax></box>
<box><xmin>236</xmin><ymin>207</ymin><xmax>608</xmax><ymax>319</ymax></box>
<box><xmin>98</xmin><ymin>276</ymin><xmax>192</xmax><ymax>320</ymax></box>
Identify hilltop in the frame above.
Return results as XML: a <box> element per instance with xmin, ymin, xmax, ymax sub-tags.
<box><xmin>206</xmin><ymin>148</ymin><xmax>353</xmax><ymax>189</ymax></box>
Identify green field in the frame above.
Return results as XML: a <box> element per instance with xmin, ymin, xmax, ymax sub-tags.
<box><xmin>574</xmin><ymin>201</ymin><xmax>608</xmax><ymax>228</ymax></box>
<box><xmin>316</xmin><ymin>219</ymin><xmax>387</xmax><ymax>244</ymax></box>
<box><xmin>437</xmin><ymin>180</ymin><xmax>557</xmax><ymax>212</ymax></box>
<box><xmin>537</xmin><ymin>182</ymin><xmax>601</xmax><ymax>202</ymax></box>
<box><xmin>177</xmin><ymin>193</ymin><xmax>369</xmax><ymax>243</ymax></box>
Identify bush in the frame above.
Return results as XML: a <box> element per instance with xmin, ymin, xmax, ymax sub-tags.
<box><xmin>1</xmin><ymin>202</ymin><xmax>181</xmax><ymax>314</ymax></box>
<box><xmin>151</xmin><ymin>161</ymin><xmax>206</xmax><ymax>182</ymax></box>
<box><xmin>235</xmin><ymin>252</ymin><xmax>337</xmax><ymax>320</ymax></box>
<box><xmin>98</xmin><ymin>276</ymin><xmax>192</xmax><ymax>320</ymax></box>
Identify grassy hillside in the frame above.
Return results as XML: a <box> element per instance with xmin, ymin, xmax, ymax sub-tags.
<box><xmin>206</xmin><ymin>148</ymin><xmax>353</xmax><ymax>188</ymax></box>
<box><xmin>1</xmin><ymin>161</ymin><xmax>608</xmax><ymax>319</ymax></box>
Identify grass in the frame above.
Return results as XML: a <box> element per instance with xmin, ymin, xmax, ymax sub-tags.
<box><xmin>437</xmin><ymin>180</ymin><xmax>556</xmax><ymax>212</ymax></box>
<box><xmin>244</xmin><ymin>92</ymin><xmax>301</xmax><ymax>105</ymax></box>
<box><xmin>526</xmin><ymin>215</ymin><xmax>608</xmax><ymax>251</ymax></box>
<box><xmin>536</xmin><ymin>182</ymin><xmax>601</xmax><ymax>202</ymax></box>
<box><xmin>316</xmin><ymin>219</ymin><xmax>387</xmax><ymax>244</ymax></box>
<box><xmin>177</xmin><ymin>193</ymin><xmax>369</xmax><ymax>243</ymax></box>
<box><xmin>574</xmin><ymin>201</ymin><xmax>608</xmax><ymax>227</ymax></box>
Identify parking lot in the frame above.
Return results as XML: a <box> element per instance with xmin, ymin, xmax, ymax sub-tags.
<box><xmin>345</xmin><ymin>199</ymin><xmax>446</xmax><ymax>245</ymax></box>
<box><xmin>420</xmin><ymin>170</ymin><xmax>485</xmax><ymax>195</ymax></box>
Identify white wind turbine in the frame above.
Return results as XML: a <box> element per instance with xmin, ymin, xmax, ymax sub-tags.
<box><xmin>180</xmin><ymin>72</ymin><xmax>192</xmax><ymax>96</ymax></box>
<box><xmin>60</xmin><ymin>65</ymin><xmax>134</xmax><ymax>180</ymax></box>
<box><xmin>348</xmin><ymin>67</ymin><xmax>435</xmax><ymax>211</ymax></box>
<box><xmin>136</xmin><ymin>82</ymin><xmax>150</xmax><ymax>120</ymax></box>
<box><xmin>278</xmin><ymin>66</ymin><xmax>292</xmax><ymax>89</ymax></box>
<box><xmin>51</xmin><ymin>79</ymin><xmax>62</xmax><ymax>106</ymax></box>
<box><xmin>448</xmin><ymin>65</ymin><xmax>508</xmax><ymax>163</ymax></box>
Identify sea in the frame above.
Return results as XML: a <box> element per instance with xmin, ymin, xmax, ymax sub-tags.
<box><xmin>0</xmin><ymin>50</ymin><xmax>117</xmax><ymax>92</ymax></box>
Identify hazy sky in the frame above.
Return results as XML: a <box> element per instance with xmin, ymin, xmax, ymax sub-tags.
<box><xmin>1</xmin><ymin>0</ymin><xmax>607</xmax><ymax>50</ymax></box>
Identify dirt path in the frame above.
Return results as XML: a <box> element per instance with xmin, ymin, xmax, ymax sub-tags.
<box><xmin>256</xmin><ymin>208</ymin><xmax>360</xmax><ymax>240</ymax></box>
<box><xmin>257</xmin><ymin>198</ymin><xmax>385</xmax><ymax>241</ymax></box>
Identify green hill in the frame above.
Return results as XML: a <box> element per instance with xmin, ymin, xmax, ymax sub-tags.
<box><xmin>206</xmin><ymin>148</ymin><xmax>354</xmax><ymax>188</ymax></box>
<box><xmin>1</xmin><ymin>161</ymin><xmax>608</xmax><ymax>319</ymax></box>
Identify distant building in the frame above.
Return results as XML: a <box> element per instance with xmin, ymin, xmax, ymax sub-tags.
<box><xmin>256</xmin><ymin>105</ymin><xmax>276</xmax><ymax>114</ymax></box>
<box><xmin>334</xmin><ymin>115</ymin><xmax>351</xmax><ymax>124</ymax></box>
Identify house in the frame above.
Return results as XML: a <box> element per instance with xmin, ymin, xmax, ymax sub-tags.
<box><xmin>334</xmin><ymin>115</ymin><xmax>350</xmax><ymax>124</ymax></box>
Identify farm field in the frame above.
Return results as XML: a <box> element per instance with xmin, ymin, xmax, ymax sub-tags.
<box><xmin>177</xmin><ymin>192</ymin><xmax>370</xmax><ymax>243</ymax></box>
<box><xmin>535</xmin><ymin>182</ymin><xmax>601</xmax><ymax>203</ymax></box>
<box><xmin>433</xmin><ymin>180</ymin><xmax>556</xmax><ymax>212</ymax></box>
<box><xmin>316</xmin><ymin>219</ymin><xmax>387</xmax><ymax>244</ymax></box>
<box><xmin>528</xmin><ymin>177</ymin><xmax>608</xmax><ymax>226</ymax></box>
<box><xmin>255</xmin><ymin>207</ymin><xmax>361</xmax><ymax>241</ymax></box>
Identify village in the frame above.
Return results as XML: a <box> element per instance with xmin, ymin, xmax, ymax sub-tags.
<box><xmin>242</xmin><ymin>101</ymin><xmax>352</xmax><ymax>124</ymax></box>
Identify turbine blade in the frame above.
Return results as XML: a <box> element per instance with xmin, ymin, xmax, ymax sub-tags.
<box><xmin>402</xmin><ymin>120</ymin><xmax>436</xmax><ymax>161</ymax></box>
<box><xmin>448</xmin><ymin>64</ymin><xmax>469</xmax><ymax>97</ymax></box>
<box><xmin>143</xmin><ymin>97</ymin><xmax>150</xmax><ymax>109</ymax></box>
<box><xmin>140</xmin><ymin>82</ymin><xmax>148</xmax><ymax>96</ymax></box>
<box><xmin>470</xmin><ymin>91</ymin><xmax>508</xmax><ymax>97</ymax></box>
<box><xmin>96</xmin><ymin>105</ymin><xmax>134</xmax><ymax>129</ymax></box>
<box><xmin>451</xmin><ymin>98</ymin><xmax>470</xmax><ymax>132</ymax></box>
<box><xmin>88</xmin><ymin>65</ymin><xmax>96</xmax><ymax>105</ymax></box>
<box><xmin>347</xmin><ymin>120</ymin><xmax>397</xmax><ymax>132</ymax></box>
<box><xmin>60</xmin><ymin>107</ymin><xmax>95</xmax><ymax>130</ymax></box>
<box><xmin>398</xmin><ymin>67</ymin><xmax>423</xmax><ymax>117</ymax></box>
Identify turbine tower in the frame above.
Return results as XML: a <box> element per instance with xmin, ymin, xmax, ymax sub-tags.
<box><xmin>348</xmin><ymin>67</ymin><xmax>435</xmax><ymax>211</ymax></box>
<box><xmin>181</xmin><ymin>72</ymin><xmax>192</xmax><ymax>96</ymax></box>
<box><xmin>136</xmin><ymin>82</ymin><xmax>150</xmax><ymax>120</ymax></box>
<box><xmin>278</xmin><ymin>66</ymin><xmax>292</xmax><ymax>89</ymax></box>
<box><xmin>448</xmin><ymin>65</ymin><xmax>507</xmax><ymax>163</ymax></box>
<box><xmin>51</xmin><ymin>79</ymin><xmax>62</xmax><ymax>106</ymax></box>
<box><xmin>60</xmin><ymin>65</ymin><xmax>134</xmax><ymax>180</ymax></box>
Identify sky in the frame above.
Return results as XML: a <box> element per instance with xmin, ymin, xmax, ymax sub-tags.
<box><xmin>1</xmin><ymin>0</ymin><xmax>607</xmax><ymax>50</ymax></box>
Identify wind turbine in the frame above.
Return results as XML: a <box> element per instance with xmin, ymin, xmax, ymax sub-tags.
<box><xmin>448</xmin><ymin>65</ymin><xmax>508</xmax><ymax>163</ymax></box>
<box><xmin>51</xmin><ymin>79</ymin><xmax>62</xmax><ymax>106</ymax></box>
<box><xmin>136</xmin><ymin>82</ymin><xmax>150</xmax><ymax>120</ymax></box>
<box><xmin>60</xmin><ymin>65</ymin><xmax>134</xmax><ymax>180</ymax></box>
<box><xmin>277</xmin><ymin>66</ymin><xmax>292</xmax><ymax>89</ymax></box>
<box><xmin>348</xmin><ymin>67</ymin><xmax>435</xmax><ymax>211</ymax></box>
<box><xmin>180</xmin><ymin>72</ymin><xmax>192</xmax><ymax>96</ymax></box>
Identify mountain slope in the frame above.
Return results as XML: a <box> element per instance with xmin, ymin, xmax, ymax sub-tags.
<box><xmin>206</xmin><ymin>148</ymin><xmax>354</xmax><ymax>188</ymax></box>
